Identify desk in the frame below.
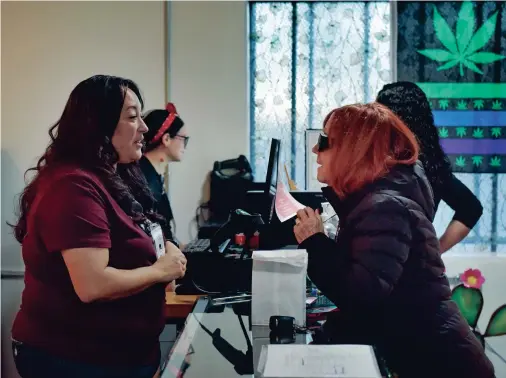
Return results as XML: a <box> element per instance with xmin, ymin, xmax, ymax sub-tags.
<box><xmin>164</xmin><ymin>292</ymin><xmax>201</xmax><ymax>321</ymax></box>
<box><xmin>160</xmin><ymin>296</ymin><xmax>310</xmax><ymax>378</ymax></box>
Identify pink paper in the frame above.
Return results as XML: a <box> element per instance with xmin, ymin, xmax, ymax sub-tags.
<box><xmin>275</xmin><ymin>181</ymin><xmax>306</xmax><ymax>222</ymax></box>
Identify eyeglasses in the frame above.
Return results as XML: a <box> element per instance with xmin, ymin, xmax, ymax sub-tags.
<box><xmin>174</xmin><ymin>135</ymin><xmax>190</xmax><ymax>148</ymax></box>
<box><xmin>317</xmin><ymin>133</ymin><xmax>329</xmax><ymax>152</ymax></box>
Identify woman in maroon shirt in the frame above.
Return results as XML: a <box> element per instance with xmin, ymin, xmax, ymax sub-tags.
<box><xmin>10</xmin><ymin>75</ymin><xmax>187</xmax><ymax>378</ymax></box>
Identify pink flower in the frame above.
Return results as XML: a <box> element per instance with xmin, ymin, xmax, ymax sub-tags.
<box><xmin>459</xmin><ymin>268</ymin><xmax>485</xmax><ymax>289</ymax></box>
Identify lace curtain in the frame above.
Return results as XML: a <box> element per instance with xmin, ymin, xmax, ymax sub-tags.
<box><xmin>249</xmin><ymin>1</ymin><xmax>505</xmax><ymax>252</ymax></box>
<box><xmin>249</xmin><ymin>1</ymin><xmax>392</xmax><ymax>187</ymax></box>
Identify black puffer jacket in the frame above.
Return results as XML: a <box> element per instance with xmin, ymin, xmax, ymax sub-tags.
<box><xmin>301</xmin><ymin>162</ymin><xmax>494</xmax><ymax>378</ymax></box>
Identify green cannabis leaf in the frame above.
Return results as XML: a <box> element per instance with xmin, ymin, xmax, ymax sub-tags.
<box><xmin>490</xmin><ymin>156</ymin><xmax>501</xmax><ymax>168</ymax></box>
<box><xmin>491</xmin><ymin>100</ymin><xmax>502</xmax><ymax>110</ymax></box>
<box><xmin>456</xmin><ymin>127</ymin><xmax>467</xmax><ymax>138</ymax></box>
<box><xmin>473</xmin><ymin>100</ymin><xmax>484</xmax><ymax>110</ymax></box>
<box><xmin>472</xmin><ymin>128</ymin><xmax>484</xmax><ymax>138</ymax></box>
<box><xmin>439</xmin><ymin>127</ymin><xmax>449</xmax><ymax>138</ymax></box>
<box><xmin>472</xmin><ymin>156</ymin><xmax>484</xmax><ymax>166</ymax></box>
<box><xmin>439</xmin><ymin>99</ymin><xmax>449</xmax><ymax>110</ymax></box>
<box><xmin>418</xmin><ymin>1</ymin><xmax>505</xmax><ymax>76</ymax></box>
<box><xmin>491</xmin><ymin>128</ymin><xmax>502</xmax><ymax>138</ymax></box>
<box><xmin>456</xmin><ymin>156</ymin><xmax>466</xmax><ymax>168</ymax></box>
<box><xmin>457</xmin><ymin>100</ymin><xmax>468</xmax><ymax>110</ymax></box>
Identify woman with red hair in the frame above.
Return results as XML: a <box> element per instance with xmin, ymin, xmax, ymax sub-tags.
<box><xmin>294</xmin><ymin>103</ymin><xmax>494</xmax><ymax>378</ymax></box>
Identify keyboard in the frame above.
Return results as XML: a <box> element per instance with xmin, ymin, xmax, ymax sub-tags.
<box><xmin>183</xmin><ymin>238</ymin><xmax>211</xmax><ymax>253</ymax></box>
<box><xmin>183</xmin><ymin>238</ymin><xmax>231</xmax><ymax>254</ymax></box>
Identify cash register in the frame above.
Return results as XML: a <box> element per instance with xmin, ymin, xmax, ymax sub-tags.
<box><xmin>178</xmin><ymin>138</ymin><xmax>324</xmax><ymax>295</ymax></box>
<box><xmin>178</xmin><ymin>206</ymin><xmax>281</xmax><ymax>295</ymax></box>
<box><xmin>177</xmin><ymin>139</ymin><xmax>282</xmax><ymax>295</ymax></box>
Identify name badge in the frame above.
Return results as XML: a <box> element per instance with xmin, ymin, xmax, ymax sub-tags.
<box><xmin>150</xmin><ymin>223</ymin><xmax>165</xmax><ymax>259</ymax></box>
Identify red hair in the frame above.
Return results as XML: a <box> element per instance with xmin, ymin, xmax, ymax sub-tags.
<box><xmin>324</xmin><ymin>103</ymin><xmax>419</xmax><ymax>199</ymax></box>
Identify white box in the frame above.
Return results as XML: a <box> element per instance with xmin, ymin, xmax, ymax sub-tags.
<box><xmin>251</xmin><ymin>249</ymin><xmax>308</xmax><ymax>326</ymax></box>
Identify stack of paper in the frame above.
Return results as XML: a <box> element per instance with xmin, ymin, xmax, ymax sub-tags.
<box><xmin>258</xmin><ymin>344</ymin><xmax>382</xmax><ymax>378</ymax></box>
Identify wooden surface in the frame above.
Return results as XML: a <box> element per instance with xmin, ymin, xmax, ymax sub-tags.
<box><xmin>164</xmin><ymin>292</ymin><xmax>201</xmax><ymax>320</ymax></box>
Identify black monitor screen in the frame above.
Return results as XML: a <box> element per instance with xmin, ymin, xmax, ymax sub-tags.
<box><xmin>269</xmin><ymin>154</ymin><xmax>278</xmax><ymax>194</ymax></box>
<box><xmin>265</xmin><ymin>139</ymin><xmax>280</xmax><ymax>195</ymax></box>
<box><xmin>265</xmin><ymin>139</ymin><xmax>280</xmax><ymax>223</ymax></box>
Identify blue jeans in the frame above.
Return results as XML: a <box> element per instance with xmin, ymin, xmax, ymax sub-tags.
<box><xmin>12</xmin><ymin>340</ymin><xmax>159</xmax><ymax>378</ymax></box>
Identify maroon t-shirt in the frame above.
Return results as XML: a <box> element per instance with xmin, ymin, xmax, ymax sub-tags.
<box><xmin>11</xmin><ymin>166</ymin><xmax>166</xmax><ymax>367</ymax></box>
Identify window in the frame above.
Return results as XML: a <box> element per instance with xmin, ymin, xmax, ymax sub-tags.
<box><xmin>249</xmin><ymin>1</ymin><xmax>505</xmax><ymax>253</ymax></box>
<box><xmin>434</xmin><ymin>173</ymin><xmax>506</xmax><ymax>253</ymax></box>
<box><xmin>249</xmin><ymin>1</ymin><xmax>392</xmax><ymax>186</ymax></box>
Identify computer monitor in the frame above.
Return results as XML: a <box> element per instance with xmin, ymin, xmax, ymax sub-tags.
<box><xmin>264</xmin><ymin>139</ymin><xmax>280</xmax><ymax>193</ymax></box>
<box><xmin>264</xmin><ymin>139</ymin><xmax>280</xmax><ymax>223</ymax></box>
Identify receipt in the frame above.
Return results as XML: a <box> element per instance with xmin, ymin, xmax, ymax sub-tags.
<box><xmin>258</xmin><ymin>344</ymin><xmax>381</xmax><ymax>378</ymax></box>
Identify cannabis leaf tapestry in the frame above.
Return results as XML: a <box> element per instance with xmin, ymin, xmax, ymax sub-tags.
<box><xmin>397</xmin><ymin>1</ymin><xmax>506</xmax><ymax>174</ymax></box>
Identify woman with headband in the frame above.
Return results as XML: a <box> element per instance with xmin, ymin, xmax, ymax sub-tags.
<box><xmin>140</xmin><ymin>103</ymin><xmax>189</xmax><ymax>246</ymax></box>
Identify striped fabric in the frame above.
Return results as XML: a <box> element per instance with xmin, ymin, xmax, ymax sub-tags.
<box><xmin>397</xmin><ymin>1</ymin><xmax>506</xmax><ymax>173</ymax></box>
<box><xmin>425</xmin><ymin>97</ymin><xmax>506</xmax><ymax>174</ymax></box>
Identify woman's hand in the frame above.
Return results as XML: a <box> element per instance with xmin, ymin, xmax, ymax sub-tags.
<box><xmin>165</xmin><ymin>281</ymin><xmax>176</xmax><ymax>292</ymax></box>
<box><xmin>153</xmin><ymin>241</ymin><xmax>187</xmax><ymax>282</ymax></box>
<box><xmin>294</xmin><ymin>207</ymin><xmax>324</xmax><ymax>244</ymax></box>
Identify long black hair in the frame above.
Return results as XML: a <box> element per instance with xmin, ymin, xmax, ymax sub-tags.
<box><xmin>376</xmin><ymin>81</ymin><xmax>453</xmax><ymax>191</ymax></box>
<box><xmin>11</xmin><ymin>75</ymin><xmax>164</xmax><ymax>243</ymax></box>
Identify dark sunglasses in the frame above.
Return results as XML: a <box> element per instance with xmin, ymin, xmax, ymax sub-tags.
<box><xmin>174</xmin><ymin>135</ymin><xmax>190</xmax><ymax>148</ymax></box>
<box><xmin>317</xmin><ymin>133</ymin><xmax>329</xmax><ymax>152</ymax></box>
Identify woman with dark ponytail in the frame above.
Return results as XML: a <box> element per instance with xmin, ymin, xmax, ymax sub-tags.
<box><xmin>139</xmin><ymin>103</ymin><xmax>189</xmax><ymax>246</ymax></box>
<box><xmin>377</xmin><ymin>82</ymin><xmax>483</xmax><ymax>253</ymax></box>
<box><xmin>10</xmin><ymin>75</ymin><xmax>186</xmax><ymax>378</ymax></box>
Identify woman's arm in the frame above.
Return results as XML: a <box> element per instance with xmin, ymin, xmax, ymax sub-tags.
<box><xmin>300</xmin><ymin>197</ymin><xmax>411</xmax><ymax>310</ymax></box>
<box><xmin>63</xmin><ymin>248</ymin><xmax>163</xmax><ymax>303</ymax></box>
<box><xmin>62</xmin><ymin>241</ymin><xmax>185</xmax><ymax>303</ymax></box>
<box><xmin>37</xmin><ymin>174</ymin><xmax>185</xmax><ymax>302</ymax></box>
<box><xmin>438</xmin><ymin>174</ymin><xmax>483</xmax><ymax>253</ymax></box>
<box><xmin>439</xmin><ymin>221</ymin><xmax>473</xmax><ymax>253</ymax></box>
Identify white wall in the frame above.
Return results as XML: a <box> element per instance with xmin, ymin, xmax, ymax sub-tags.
<box><xmin>168</xmin><ymin>1</ymin><xmax>249</xmax><ymax>243</ymax></box>
<box><xmin>1</xmin><ymin>1</ymin><xmax>167</xmax><ymax>271</ymax></box>
<box><xmin>1</xmin><ymin>0</ymin><xmax>249</xmax><ymax>258</ymax></box>
<box><xmin>1</xmin><ymin>2</ymin><xmax>167</xmax><ymax>377</ymax></box>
